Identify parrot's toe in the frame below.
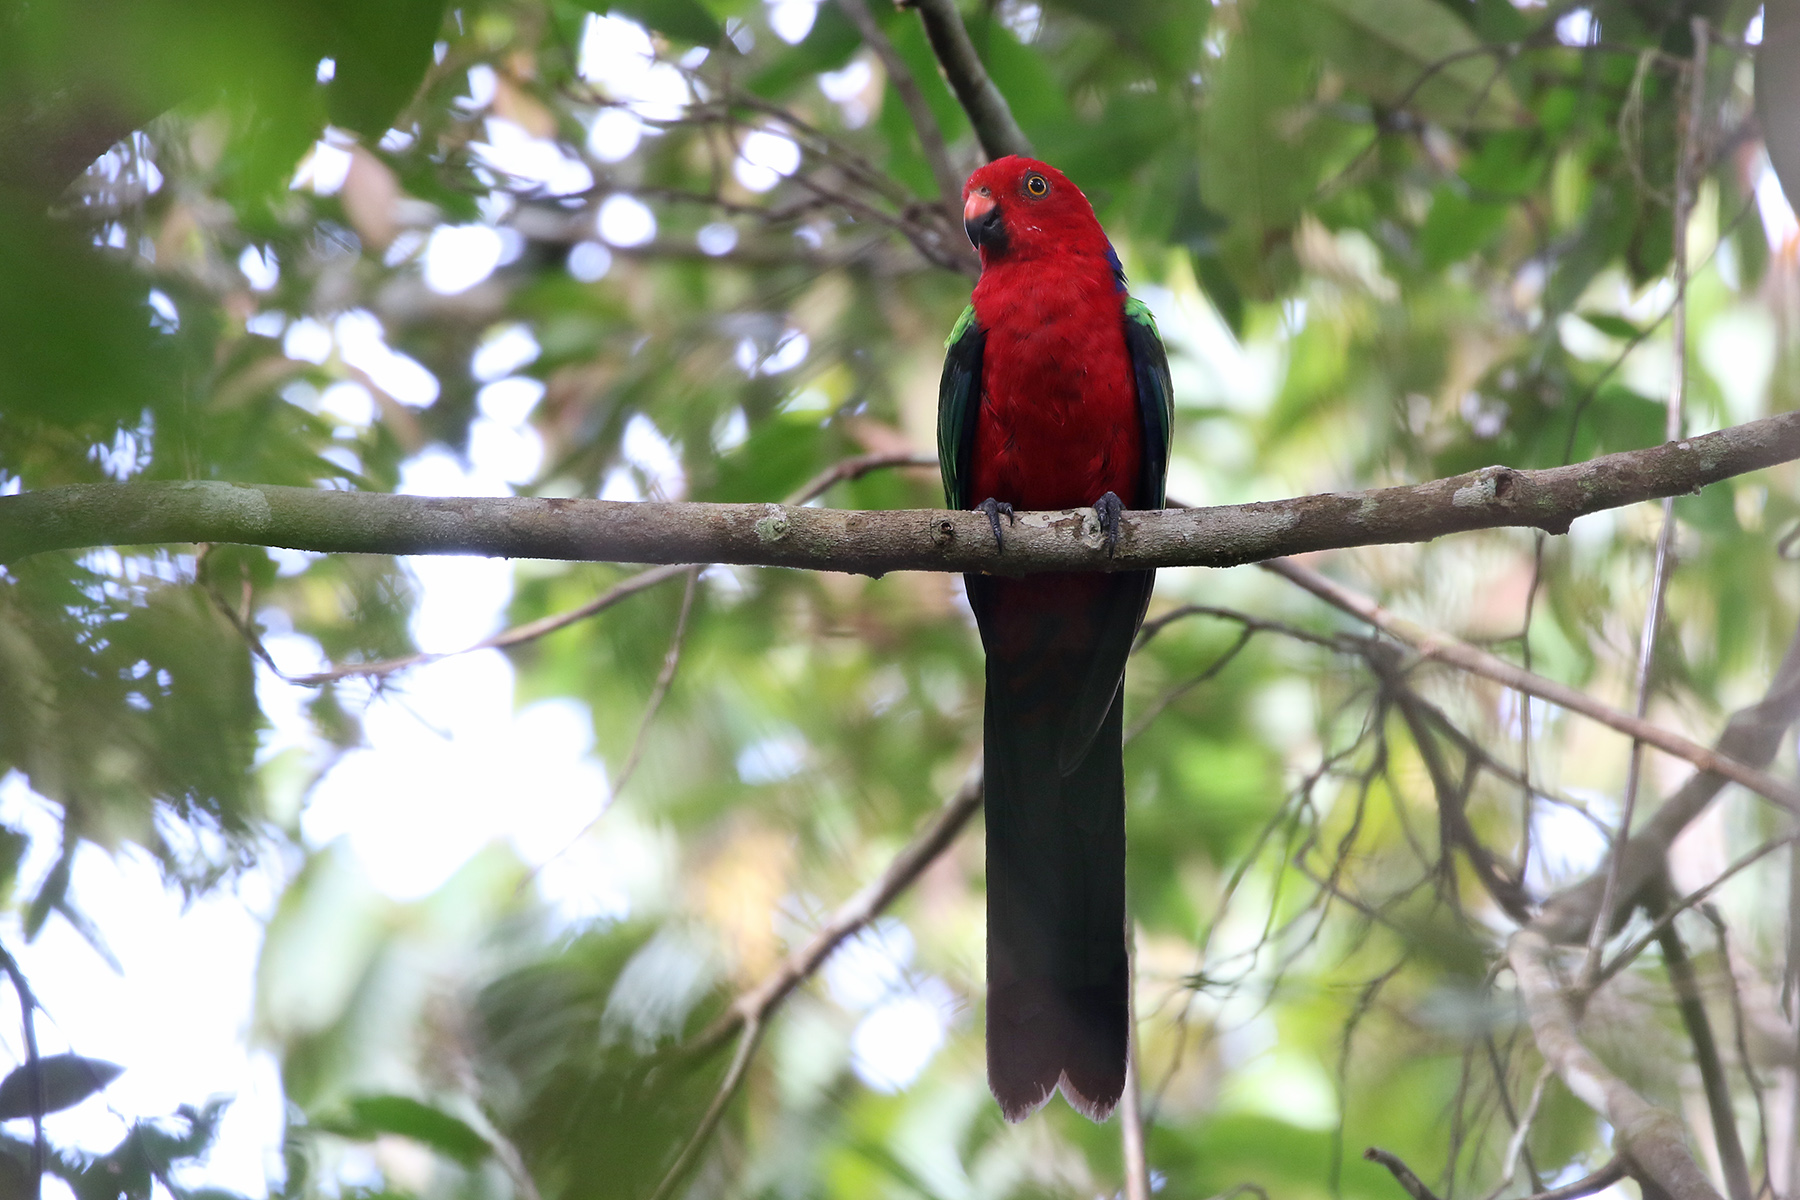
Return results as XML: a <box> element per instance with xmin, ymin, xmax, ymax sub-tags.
<box><xmin>1093</xmin><ymin>492</ymin><xmax>1123</xmax><ymax>556</ymax></box>
<box><xmin>976</xmin><ymin>497</ymin><xmax>1016</xmax><ymax>551</ymax></box>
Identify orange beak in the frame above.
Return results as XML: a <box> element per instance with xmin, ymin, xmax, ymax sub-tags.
<box><xmin>963</xmin><ymin>191</ymin><xmax>1004</xmax><ymax>253</ymax></box>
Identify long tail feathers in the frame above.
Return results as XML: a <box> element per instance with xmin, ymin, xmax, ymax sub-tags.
<box><xmin>976</xmin><ymin>575</ymin><xmax>1135</xmax><ymax>1122</ymax></box>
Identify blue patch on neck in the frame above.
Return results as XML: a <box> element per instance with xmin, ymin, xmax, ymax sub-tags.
<box><xmin>1105</xmin><ymin>243</ymin><xmax>1127</xmax><ymax>292</ymax></box>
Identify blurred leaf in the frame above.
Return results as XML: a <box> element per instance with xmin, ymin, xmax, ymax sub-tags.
<box><xmin>1418</xmin><ymin>188</ymin><xmax>1508</xmax><ymax>269</ymax></box>
<box><xmin>322</xmin><ymin>0</ymin><xmax>451</xmax><ymax>139</ymax></box>
<box><xmin>1307</xmin><ymin>0</ymin><xmax>1522</xmax><ymax>127</ymax></box>
<box><xmin>0</xmin><ymin>1055</ymin><xmax>124</xmax><ymax>1120</ymax></box>
<box><xmin>1576</xmin><ymin>312</ymin><xmax>1643</xmax><ymax>340</ymax></box>
<box><xmin>317</xmin><ymin>1095</ymin><xmax>491</xmax><ymax>1167</ymax></box>
<box><xmin>1759</xmin><ymin>0</ymin><xmax>1800</xmax><ymax>214</ymax></box>
<box><xmin>586</xmin><ymin>0</ymin><xmax>721</xmax><ymax>46</ymax></box>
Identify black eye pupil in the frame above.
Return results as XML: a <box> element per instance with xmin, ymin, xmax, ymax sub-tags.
<box><xmin>1027</xmin><ymin>176</ymin><xmax>1046</xmax><ymax>194</ymax></box>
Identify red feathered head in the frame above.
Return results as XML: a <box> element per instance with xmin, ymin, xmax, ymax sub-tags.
<box><xmin>960</xmin><ymin>156</ymin><xmax>1111</xmax><ymax>266</ymax></box>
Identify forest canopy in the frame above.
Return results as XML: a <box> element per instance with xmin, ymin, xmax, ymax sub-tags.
<box><xmin>4</xmin><ymin>1</ymin><xmax>1800</xmax><ymax>1199</ymax></box>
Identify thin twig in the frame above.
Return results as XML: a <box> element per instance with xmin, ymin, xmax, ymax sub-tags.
<box><xmin>1699</xmin><ymin>907</ymin><xmax>1772</xmax><ymax>1183</ymax></box>
<box><xmin>284</xmin><ymin>452</ymin><xmax>935</xmax><ymax>686</ymax></box>
<box><xmin>1595</xmin><ymin>830</ymin><xmax>1800</xmax><ymax>990</ymax></box>
<box><xmin>605</xmin><ymin>566</ymin><xmax>698</xmax><ymax>807</ymax></box>
<box><xmin>1120</xmin><ymin>949</ymin><xmax>1150</xmax><ymax>1200</ymax></box>
<box><xmin>523</xmin><ymin>566</ymin><xmax>701</xmax><ymax>888</ymax></box>
<box><xmin>647</xmin><ymin>1017</ymin><xmax>765</xmax><ymax>1200</ymax></box>
<box><xmin>1585</xmin><ymin>15</ymin><xmax>1709</xmax><ymax>991</ymax></box>
<box><xmin>1263</xmin><ymin>557</ymin><xmax>1800</xmax><ymax>813</ymax></box>
<box><xmin>1483</xmin><ymin>1065</ymin><xmax>1552</xmax><ymax>1200</ymax></box>
<box><xmin>1124</xmin><ymin>625</ymin><xmax>1254</xmax><ymax>743</ymax></box>
<box><xmin>647</xmin><ymin>763</ymin><xmax>982</xmax><ymax>1186</ymax></box>
<box><xmin>1483</xmin><ymin>1033</ymin><xmax>1544</xmax><ymax>1192</ymax></box>
<box><xmin>1523</xmin><ymin>1159</ymin><xmax>1627</xmax><ymax>1200</ymax></box>
<box><xmin>1364</xmin><ymin>1147</ymin><xmax>1442</xmax><ymax>1200</ymax></box>
<box><xmin>689</xmin><ymin>761</ymin><xmax>983</xmax><ymax>1055</ymax></box>
<box><xmin>290</xmin><ymin>562</ymin><xmax>693</xmax><ymax>686</ymax></box>
<box><xmin>1381</xmin><ymin>671</ymin><xmax>1532</xmax><ymax>922</ymax></box>
<box><xmin>835</xmin><ymin>0</ymin><xmax>966</xmax><ymax>217</ymax></box>
<box><xmin>1653</xmin><ymin>899</ymin><xmax>1753</xmax><ymax>1200</ymax></box>
<box><xmin>0</xmin><ymin>948</ymin><xmax>44</xmax><ymax>1200</ymax></box>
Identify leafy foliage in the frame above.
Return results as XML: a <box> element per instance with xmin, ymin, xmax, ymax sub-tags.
<box><xmin>1</xmin><ymin>0</ymin><xmax>1798</xmax><ymax>1196</ymax></box>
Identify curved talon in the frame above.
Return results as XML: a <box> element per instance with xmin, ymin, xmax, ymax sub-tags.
<box><xmin>1093</xmin><ymin>492</ymin><xmax>1124</xmax><ymax>556</ymax></box>
<box><xmin>976</xmin><ymin>497</ymin><xmax>1016</xmax><ymax>551</ymax></box>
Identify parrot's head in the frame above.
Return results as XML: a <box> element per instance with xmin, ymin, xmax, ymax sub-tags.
<box><xmin>961</xmin><ymin>156</ymin><xmax>1111</xmax><ymax>268</ymax></box>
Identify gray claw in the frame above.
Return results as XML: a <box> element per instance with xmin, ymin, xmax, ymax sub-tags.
<box><xmin>976</xmin><ymin>497</ymin><xmax>1015</xmax><ymax>552</ymax></box>
<box><xmin>1094</xmin><ymin>492</ymin><xmax>1123</xmax><ymax>556</ymax></box>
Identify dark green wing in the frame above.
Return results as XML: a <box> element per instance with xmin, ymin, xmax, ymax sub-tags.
<box><xmin>937</xmin><ymin>304</ymin><xmax>983</xmax><ymax>510</ymax></box>
<box><xmin>1123</xmin><ymin>295</ymin><xmax>1174</xmax><ymax>509</ymax></box>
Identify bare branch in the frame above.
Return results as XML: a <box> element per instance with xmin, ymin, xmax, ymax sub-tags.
<box><xmin>1265</xmin><ymin>557</ymin><xmax>1800</xmax><ymax>814</ymax></box>
<box><xmin>0</xmin><ymin>947</ymin><xmax>45</xmax><ymax>1200</ymax></box>
<box><xmin>1121</xmin><ymin>1011</ymin><xmax>1150</xmax><ymax>1200</ymax></box>
<box><xmin>8</xmin><ymin>410</ymin><xmax>1800</xmax><ymax>572</ymax></box>
<box><xmin>1532</xmin><ymin>618</ymin><xmax>1800</xmax><ymax>944</ymax></box>
<box><xmin>1124</xmin><ymin>625</ymin><xmax>1254</xmax><ymax>743</ymax></box>
<box><xmin>1653</xmin><ymin>901</ymin><xmax>1753</xmax><ymax>1200</ymax></box>
<box><xmin>286</xmin><ymin>453</ymin><xmax>933</xmax><ymax>687</ymax></box>
<box><xmin>1524</xmin><ymin>1159</ymin><xmax>1627</xmax><ymax>1200</ymax></box>
<box><xmin>904</xmin><ymin>0</ymin><xmax>1032</xmax><ymax>161</ymax></box>
<box><xmin>290</xmin><ymin>562</ymin><xmax>692</xmax><ymax>686</ymax></box>
<box><xmin>1493</xmin><ymin>616</ymin><xmax>1800</xmax><ymax>1200</ymax></box>
<box><xmin>1585</xmin><ymin>14</ymin><xmax>1710</xmax><ymax>992</ymax></box>
<box><xmin>1363</xmin><ymin>1147</ymin><xmax>1442</xmax><ymax>1200</ymax></box>
<box><xmin>689</xmin><ymin>761</ymin><xmax>983</xmax><ymax>1056</ymax></box>
<box><xmin>527</xmin><ymin>566</ymin><xmax>701</xmax><ymax>886</ymax></box>
<box><xmin>1508</xmin><ymin>928</ymin><xmax>1723</xmax><ymax>1200</ymax></box>
<box><xmin>836</xmin><ymin>0</ymin><xmax>968</xmax><ymax>219</ymax></box>
<box><xmin>648</xmin><ymin>1017</ymin><xmax>765</xmax><ymax>1200</ymax></box>
<box><xmin>1378</xmin><ymin>663</ymin><xmax>1533</xmax><ymax>922</ymax></box>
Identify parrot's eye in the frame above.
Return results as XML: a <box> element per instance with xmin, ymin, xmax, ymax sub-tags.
<box><xmin>1023</xmin><ymin>173</ymin><xmax>1049</xmax><ymax>197</ymax></box>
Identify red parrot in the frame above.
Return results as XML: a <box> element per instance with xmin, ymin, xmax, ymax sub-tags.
<box><xmin>937</xmin><ymin>156</ymin><xmax>1173</xmax><ymax>1121</ymax></box>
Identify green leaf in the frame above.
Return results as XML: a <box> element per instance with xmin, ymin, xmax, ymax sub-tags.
<box><xmin>1199</xmin><ymin>0</ymin><xmax>1335</xmax><ymax>293</ymax></box>
<box><xmin>318</xmin><ymin>1095</ymin><xmax>492</xmax><ymax>1166</ymax></box>
<box><xmin>1418</xmin><ymin>188</ymin><xmax>1509</xmax><ymax>269</ymax></box>
<box><xmin>0</xmin><ymin>1055</ymin><xmax>124</xmax><ymax>1120</ymax></box>
<box><xmin>1306</xmin><ymin>0</ymin><xmax>1522</xmax><ymax>128</ymax></box>
<box><xmin>582</xmin><ymin>0</ymin><xmax>721</xmax><ymax>46</ymax></box>
<box><xmin>1575</xmin><ymin>313</ymin><xmax>1643</xmax><ymax>340</ymax></box>
<box><xmin>323</xmin><ymin>0</ymin><xmax>451</xmax><ymax>138</ymax></box>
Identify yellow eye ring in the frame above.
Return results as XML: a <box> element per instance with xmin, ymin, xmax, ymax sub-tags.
<box><xmin>1024</xmin><ymin>173</ymin><xmax>1048</xmax><ymax>197</ymax></box>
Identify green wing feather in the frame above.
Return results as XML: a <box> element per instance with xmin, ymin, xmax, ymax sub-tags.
<box><xmin>937</xmin><ymin>304</ymin><xmax>984</xmax><ymax>511</ymax></box>
<box><xmin>1123</xmin><ymin>295</ymin><xmax>1174</xmax><ymax>509</ymax></box>
<box><xmin>1054</xmin><ymin>295</ymin><xmax>1174</xmax><ymax>772</ymax></box>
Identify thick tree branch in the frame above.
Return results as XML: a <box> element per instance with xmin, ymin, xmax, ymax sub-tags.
<box><xmin>1485</xmin><ymin>615</ymin><xmax>1800</xmax><ymax>1200</ymax></box>
<box><xmin>281</xmin><ymin>452</ymin><xmax>937</xmax><ymax>686</ymax></box>
<box><xmin>5</xmin><ymin>411</ymin><xmax>1798</xmax><ymax>571</ymax></box>
<box><xmin>1508</xmin><ymin>929</ymin><xmax>1723</xmax><ymax>1200</ymax></box>
<box><xmin>904</xmin><ymin>0</ymin><xmax>1032</xmax><ymax>161</ymax></box>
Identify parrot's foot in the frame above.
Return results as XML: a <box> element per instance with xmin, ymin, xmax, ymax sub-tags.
<box><xmin>1093</xmin><ymin>492</ymin><xmax>1123</xmax><ymax>556</ymax></box>
<box><xmin>976</xmin><ymin>497</ymin><xmax>1015</xmax><ymax>551</ymax></box>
